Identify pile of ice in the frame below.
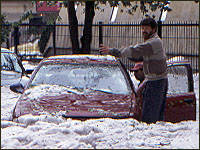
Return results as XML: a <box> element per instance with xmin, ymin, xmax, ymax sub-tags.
<box><xmin>1</xmin><ymin>114</ymin><xmax>199</xmax><ymax>149</ymax></box>
<box><xmin>1</xmin><ymin>73</ymin><xmax>199</xmax><ymax>149</ymax></box>
<box><xmin>23</xmin><ymin>84</ymin><xmax>81</xmax><ymax>101</ymax></box>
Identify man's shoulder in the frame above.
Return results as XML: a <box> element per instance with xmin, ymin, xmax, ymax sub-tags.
<box><xmin>147</xmin><ymin>36</ymin><xmax>162</xmax><ymax>46</ymax></box>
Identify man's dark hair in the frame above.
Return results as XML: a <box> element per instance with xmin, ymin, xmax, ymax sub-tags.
<box><xmin>140</xmin><ymin>17</ymin><xmax>158</xmax><ymax>30</ymax></box>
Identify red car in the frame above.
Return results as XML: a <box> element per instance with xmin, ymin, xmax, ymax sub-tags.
<box><xmin>10</xmin><ymin>55</ymin><xmax>196</xmax><ymax>123</ymax></box>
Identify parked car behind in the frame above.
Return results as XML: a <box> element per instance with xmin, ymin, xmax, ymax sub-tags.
<box><xmin>10</xmin><ymin>38</ymin><xmax>42</xmax><ymax>57</ymax></box>
<box><xmin>10</xmin><ymin>55</ymin><xmax>196</xmax><ymax>123</ymax></box>
<box><xmin>1</xmin><ymin>48</ymin><xmax>34</xmax><ymax>88</ymax></box>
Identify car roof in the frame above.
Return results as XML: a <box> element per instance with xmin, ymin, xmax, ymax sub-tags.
<box><xmin>47</xmin><ymin>54</ymin><xmax>116</xmax><ymax>60</ymax></box>
<box><xmin>42</xmin><ymin>54</ymin><xmax>118</xmax><ymax>64</ymax></box>
<box><xmin>42</xmin><ymin>54</ymin><xmax>192</xmax><ymax>66</ymax></box>
<box><xmin>167</xmin><ymin>60</ymin><xmax>191</xmax><ymax>67</ymax></box>
<box><xmin>1</xmin><ymin>48</ymin><xmax>14</xmax><ymax>53</ymax></box>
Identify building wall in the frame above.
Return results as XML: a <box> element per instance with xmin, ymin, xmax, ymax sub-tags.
<box><xmin>2</xmin><ymin>1</ymin><xmax>198</xmax><ymax>23</ymax></box>
<box><xmin>114</xmin><ymin>1</ymin><xmax>199</xmax><ymax>22</ymax></box>
<box><xmin>57</xmin><ymin>1</ymin><xmax>199</xmax><ymax>24</ymax></box>
<box><xmin>1</xmin><ymin>1</ymin><xmax>36</xmax><ymax>22</ymax></box>
<box><xmin>57</xmin><ymin>2</ymin><xmax>113</xmax><ymax>24</ymax></box>
<box><xmin>166</xmin><ymin>1</ymin><xmax>199</xmax><ymax>21</ymax></box>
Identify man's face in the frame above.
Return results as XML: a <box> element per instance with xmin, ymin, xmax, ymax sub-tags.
<box><xmin>141</xmin><ymin>25</ymin><xmax>155</xmax><ymax>40</ymax></box>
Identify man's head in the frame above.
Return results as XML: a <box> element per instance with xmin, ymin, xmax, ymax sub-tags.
<box><xmin>130</xmin><ymin>62</ymin><xmax>145</xmax><ymax>82</ymax></box>
<box><xmin>140</xmin><ymin>17</ymin><xmax>157</xmax><ymax>40</ymax></box>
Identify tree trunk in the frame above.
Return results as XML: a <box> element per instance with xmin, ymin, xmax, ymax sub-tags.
<box><xmin>67</xmin><ymin>1</ymin><xmax>80</xmax><ymax>54</ymax></box>
<box><xmin>80</xmin><ymin>1</ymin><xmax>95</xmax><ymax>54</ymax></box>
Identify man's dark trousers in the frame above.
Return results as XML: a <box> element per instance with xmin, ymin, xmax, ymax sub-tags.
<box><xmin>142</xmin><ymin>78</ymin><xmax>168</xmax><ymax>124</ymax></box>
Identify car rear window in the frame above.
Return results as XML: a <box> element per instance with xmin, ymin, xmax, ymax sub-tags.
<box><xmin>30</xmin><ymin>63</ymin><xmax>132</xmax><ymax>94</ymax></box>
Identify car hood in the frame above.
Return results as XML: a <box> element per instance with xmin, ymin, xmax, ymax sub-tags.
<box><xmin>13</xmin><ymin>85</ymin><xmax>136</xmax><ymax>119</ymax></box>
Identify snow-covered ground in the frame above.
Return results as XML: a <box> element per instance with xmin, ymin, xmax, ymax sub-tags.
<box><xmin>1</xmin><ymin>73</ymin><xmax>199</xmax><ymax>149</ymax></box>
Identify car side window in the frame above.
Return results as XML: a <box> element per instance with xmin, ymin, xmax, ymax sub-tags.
<box><xmin>167</xmin><ymin>65</ymin><xmax>188</xmax><ymax>94</ymax></box>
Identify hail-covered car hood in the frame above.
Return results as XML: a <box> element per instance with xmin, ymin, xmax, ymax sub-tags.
<box><xmin>13</xmin><ymin>85</ymin><xmax>136</xmax><ymax>119</ymax></box>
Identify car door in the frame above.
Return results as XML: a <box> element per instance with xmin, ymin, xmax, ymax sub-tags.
<box><xmin>164</xmin><ymin>62</ymin><xmax>196</xmax><ymax>122</ymax></box>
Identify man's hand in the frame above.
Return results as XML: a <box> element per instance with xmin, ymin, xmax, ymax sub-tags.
<box><xmin>99</xmin><ymin>44</ymin><xmax>110</xmax><ymax>55</ymax></box>
<box><xmin>136</xmin><ymin>80</ymin><xmax>146</xmax><ymax>97</ymax></box>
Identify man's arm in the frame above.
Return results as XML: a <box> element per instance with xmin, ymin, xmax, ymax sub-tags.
<box><xmin>127</xmin><ymin>56</ymin><xmax>143</xmax><ymax>62</ymax></box>
<box><xmin>108</xmin><ymin>48</ymin><xmax>122</xmax><ymax>57</ymax></box>
<box><xmin>121</xmin><ymin>43</ymin><xmax>153</xmax><ymax>58</ymax></box>
<box><xmin>136</xmin><ymin>80</ymin><xmax>146</xmax><ymax>97</ymax></box>
<box><xmin>99</xmin><ymin>42</ymin><xmax>153</xmax><ymax>59</ymax></box>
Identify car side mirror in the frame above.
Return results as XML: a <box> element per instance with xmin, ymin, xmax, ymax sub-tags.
<box><xmin>10</xmin><ymin>83</ymin><xmax>24</xmax><ymax>94</ymax></box>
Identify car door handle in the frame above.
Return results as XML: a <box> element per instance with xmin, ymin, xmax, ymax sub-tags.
<box><xmin>183</xmin><ymin>98</ymin><xmax>193</xmax><ymax>103</ymax></box>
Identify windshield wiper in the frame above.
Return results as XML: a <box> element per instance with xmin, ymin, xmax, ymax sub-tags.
<box><xmin>65</xmin><ymin>87</ymin><xmax>82</xmax><ymax>94</ymax></box>
<box><xmin>90</xmin><ymin>89</ymin><xmax>113</xmax><ymax>94</ymax></box>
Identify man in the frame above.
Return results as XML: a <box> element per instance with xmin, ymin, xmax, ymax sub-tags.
<box><xmin>130</xmin><ymin>62</ymin><xmax>145</xmax><ymax>86</ymax></box>
<box><xmin>99</xmin><ymin>17</ymin><xmax>168</xmax><ymax>124</ymax></box>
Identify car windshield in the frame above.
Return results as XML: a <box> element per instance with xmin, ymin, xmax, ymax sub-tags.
<box><xmin>1</xmin><ymin>52</ymin><xmax>22</xmax><ymax>73</ymax></box>
<box><xmin>30</xmin><ymin>63</ymin><xmax>131</xmax><ymax>94</ymax></box>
